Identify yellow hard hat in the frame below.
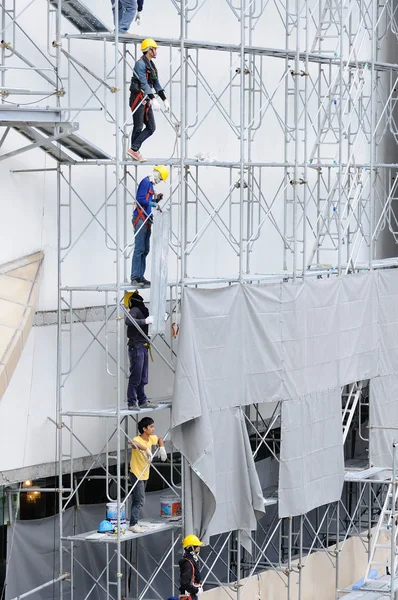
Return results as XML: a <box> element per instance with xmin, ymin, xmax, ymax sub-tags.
<box><xmin>183</xmin><ymin>534</ymin><xmax>202</xmax><ymax>548</ymax></box>
<box><xmin>141</xmin><ymin>38</ymin><xmax>158</xmax><ymax>52</ymax></box>
<box><xmin>154</xmin><ymin>165</ymin><xmax>169</xmax><ymax>181</ymax></box>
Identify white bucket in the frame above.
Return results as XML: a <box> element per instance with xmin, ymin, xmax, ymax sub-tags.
<box><xmin>160</xmin><ymin>496</ymin><xmax>181</xmax><ymax>518</ymax></box>
<box><xmin>106</xmin><ymin>502</ymin><xmax>126</xmax><ymax>527</ymax></box>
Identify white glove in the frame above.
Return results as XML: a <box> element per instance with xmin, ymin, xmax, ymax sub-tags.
<box><xmin>151</xmin><ymin>98</ymin><xmax>161</xmax><ymax>111</ymax></box>
<box><xmin>145</xmin><ymin>316</ymin><xmax>154</xmax><ymax>324</ymax></box>
<box><xmin>135</xmin><ymin>11</ymin><xmax>141</xmax><ymax>25</ymax></box>
<box><xmin>145</xmin><ymin>448</ymin><xmax>153</xmax><ymax>461</ymax></box>
<box><xmin>163</xmin><ymin>99</ymin><xmax>170</xmax><ymax>112</ymax></box>
<box><xmin>196</xmin><ymin>586</ymin><xmax>203</xmax><ymax>595</ymax></box>
<box><xmin>159</xmin><ymin>446</ymin><xmax>167</xmax><ymax>462</ymax></box>
<box><xmin>164</xmin><ymin>312</ymin><xmax>169</xmax><ymax>321</ymax></box>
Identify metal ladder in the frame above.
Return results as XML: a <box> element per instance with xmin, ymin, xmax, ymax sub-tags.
<box><xmin>364</xmin><ymin>483</ymin><xmax>398</xmax><ymax>584</ymax></box>
<box><xmin>342</xmin><ymin>382</ymin><xmax>363</xmax><ymax>445</ymax></box>
<box><xmin>363</xmin><ymin>444</ymin><xmax>398</xmax><ymax>595</ymax></box>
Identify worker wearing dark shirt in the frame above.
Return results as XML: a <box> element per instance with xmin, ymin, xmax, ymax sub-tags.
<box><xmin>127</xmin><ymin>38</ymin><xmax>169</xmax><ymax>162</ymax></box>
<box><xmin>179</xmin><ymin>535</ymin><xmax>203</xmax><ymax>599</ymax></box>
<box><xmin>125</xmin><ymin>291</ymin><xmax>153</xmax><ymax>409</ymax></box>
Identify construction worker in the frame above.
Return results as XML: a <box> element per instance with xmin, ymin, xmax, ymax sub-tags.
<box><xmin>130</xmin><ymin>165</ymin><xmax>169</xmax><ymax>287</ymax></box>
<box><xmin>129</xmin><ymin>416</ymin><xmax>167</xmax><ymax>533</ymax></box>
<box><xmin>127</xmin><ymin>38</ymin><xmax>170</xmax><ymax>162</ymax></box>
<box><xmin>125</xmin><ymin>291</ymin><xmax>154</xmax><ymax>409</ymax></box>
<box><xmin>111</xmin><ymin>0</ymin><xmax>143</xmax><ymax>34</ymax></box>
<box><xmin>179</xmin><ymin>535</ymin><xmax>204</xmax><ymax>599</ymax></box>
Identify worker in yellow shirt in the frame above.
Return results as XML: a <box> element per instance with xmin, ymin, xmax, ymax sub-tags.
<box><xmin>129</xmin><ymin>416</ymin><xmax>167</xmax><ymax>533</ymax></box>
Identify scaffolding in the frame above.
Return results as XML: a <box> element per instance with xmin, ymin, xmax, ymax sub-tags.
<box><xmin>2</xmin><ymin>0</ymin><xmax>398</xmax><ymax>597</ymax></box>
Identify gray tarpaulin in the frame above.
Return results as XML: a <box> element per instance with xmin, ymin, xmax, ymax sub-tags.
<box><xmin>171</xmin><ymin>271</ymin><xmax>383</xmax><ymax>528</ymax></box>
<box><xmin>370</xmin><ymin>375</ymin><xmax>398</xmax><ymax>468</ymax></box>
<box><xmin>5</xmin><ymin>495</ymin><xmax>176</xmax><ymax>600</ymax></box>
<box><xmin>173</xmin><ymin>407</ymin><xmax>265</xmax><ymax>548</ymax></box>
<box><xmin>377</xmin><ymin>269</ymin><xmax>398</xmax><ymax>376</ymax></box>
<box><xmin>282</xmin><ymin>272</ymin><xmax>378</xmax><ymax>397</ymax></box>
<box><xmin>150</xmin><ymin>209</ymin><xmax>170</xmax><ymax>335</ymax></box>
<box><xmin>279</xmin><ymin>388</ymin><xmax>345</xmax><ymax>517</ymax></box>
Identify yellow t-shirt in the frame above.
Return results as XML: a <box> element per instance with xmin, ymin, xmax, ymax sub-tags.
<box><xmin>130</xmin><ymin>434</ymin><xmax>159</xmax><ymax>480</ymax></box>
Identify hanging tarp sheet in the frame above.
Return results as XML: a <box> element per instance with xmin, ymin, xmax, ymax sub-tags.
<box><xmin>369</xmin><ymin>374</ymin><xmax>398</xmax><ymax>468</ymax></box>
<box><xmin>150</xmin><ymin>209</ymin><xmax>170</xmax><ymax>335</ymax></box>
<box><xmin>282</xmin><ymin>272</ymin><xmax>378</xmax><ymax>397</ymax></box>
<box><xmin>173</xmin><ymin>406</ymin><xmax>265</xmax><ymax>545</ymax></box>
<box><xmin>377</xmin><ymin>269</ymin><xmax>398</xmax><ymax>376</ymax></box>
<box><xmin>5</xmin><ymin>495</ymin><xmax>175</xmax><ymax>600</ymax></box>
<box><xmin>172</xmin><ymin>270</ymin><xmax>381</xmax><ymax>529</ymax></box>
<box><xmin>279</xmin><ymin>388</ymin><xmax>345</xmax><ymax>517</ymax></box>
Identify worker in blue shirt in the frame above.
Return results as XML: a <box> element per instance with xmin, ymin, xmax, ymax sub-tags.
<box><xmin>111</xmin><ymin>0</ymin><xmax>143</xmax><ymax>34</ymax></box>
<box><xmin>127</xmin><ymin>38</ymin><xmax>170</xmax><ymax>162</ymax></box>
<box><xmin>130</xmin><ymin>165</ymin><xmax>169</xmax><ymax>287</ymax></box>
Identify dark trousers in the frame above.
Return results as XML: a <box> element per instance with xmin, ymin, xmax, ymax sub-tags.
<box><xmin>131</xmin><ymin>103</ymin><xmax>156</xmax><ymax>151</ymax></box>
<box><xmin>127</xmin><ymin>346</ymin><xmax>148</xmax><ymax>405</ymax></box>
<box><xmin>131</xmin><ymin>220</ymin><xmax>151</xmax><ymax>280</ymax></box>
<box><xmin>129</xmin><ymin>473</ymin><xmax>147</xmax><ymax>525</ymax></box>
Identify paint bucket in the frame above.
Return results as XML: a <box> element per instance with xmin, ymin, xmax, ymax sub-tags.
<box><xmin>106</xmin><ymin>502</ymin><xmax>127</xmax><ymax>530</ymax></box>
<box><xmin>160</xmin><ymin>496</ymin><xmax>181</xmax><ymax>518</ymax></box>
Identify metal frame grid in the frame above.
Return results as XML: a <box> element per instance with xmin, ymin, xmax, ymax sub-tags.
<box><xmin>2</xmin><ymin>0</ymin><xmax>398</xmax><ymax>598</ymax></box>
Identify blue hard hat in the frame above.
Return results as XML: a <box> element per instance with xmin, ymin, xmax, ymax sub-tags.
<box><xmin>98</xmin><ymin>520</ymin><xmax>114</xmax><ymax>533</ymax></box>
<box><xmin>167</xmin><ymin>597</ymin><xmax>179</xmax><ymax>600</ymax></box>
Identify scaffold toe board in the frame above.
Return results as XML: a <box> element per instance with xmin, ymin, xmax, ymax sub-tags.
<box><xmin>61</xmin><ymin>399</ymin><xmax>172</xmax><ymax>417</ymax></box>
<box><xmin>64</xmin><ymin>519</ymin><xmax>180</xmax><ymax>543</ymax></box>
<box><xmin>49</xmin><ymin>0</ymin><xmax>110</xmax><ymax>33</ymax></box>
<box><xmin>0</xmin><ymin>107</ymin><xmax>65</xmax><ymax>123</ymax></box>
<box><xmin>35</xmin><ymin>126</ymin><xmax>111</xmax><ymax>160</ymax></box>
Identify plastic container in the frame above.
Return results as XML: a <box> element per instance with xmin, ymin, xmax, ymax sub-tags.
<box><xmin>106</xmin><ymin>502</ymin><xmax>126</xmax><ymax>521</ymax></box>
<box><xmin>106</xmin><ymin>502</ymin><xmax>127</xmax><ymax>530</ymax></box>
<box><xmin>160</xmin><ymin>496</ymin><xmax>181</xmax><ymax>518</ymax></box>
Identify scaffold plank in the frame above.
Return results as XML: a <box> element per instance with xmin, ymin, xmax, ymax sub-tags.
<box><xmin>49</xmin><ymin>0</ymin><xmax>110</xmax><ymax>33</ymax></box>
<box><xmin>342</xmin><ymin>575</ymin><xmax>398</xmax><ymax>597</ymax></box>
<box><xmin>36</xmin><ymin>126</ymin><xmax>111</xmax><ymax>160</ymax></box>
<box><xmin>61</xmin><ymin>399</ymin><xmax>172</xmax><ymax>417</ymax></box>
<box><xmin>64</xmin><ymin>518</ymin><xmax>180</xmax><ymax>543</ymax></box>
<box><xmin>63</xmin><ymin>33</ymin><xmax>398</xmax><ymax>72</ymax></box>
<box><xmin>263</xmin><ymin>486</ymin><xmax>278</xmax><ymax>507</ymax></box>
<box><xmin>344</xmin><ymin>467</ymin><xmax>389</xmax><ymax>482</ymax></box>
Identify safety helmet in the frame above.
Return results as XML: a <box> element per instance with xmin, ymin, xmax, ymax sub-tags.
<box><xmin>98</xmin><ymin>520</ymin><xmax>114</xmax><ymax>533</ymax></box>
<box><xmin>141</xmin><ymin>38</ymin><xmax>158</xmax><ymax>53</ymax></box>
<box><xmin>183</xmin><ymin>534</ymin><xmax>202</xmax><ymax>548</ymax></box>
<box><xmin>128</xmin><ymin>290</ymin><xmax>144</xmax><ymax>308</ymax></box>
<box><xmin>154</xmin><ymin>165</ymin><xmax>169</xmax><ymax>182</ymax></box>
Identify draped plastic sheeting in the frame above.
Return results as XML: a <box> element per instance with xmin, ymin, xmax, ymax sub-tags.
<box><xmin>370</xmin><ymin>374</ymin><xmax>398</xmax><ymax>468</ymax></box>
<box><xmin>279</xmin><ymin>388</ymin><xmax>345</xmax><ymax>517</ymax></box>
<box><xmin>5</xmin><ymin>495</ymin><xmax>174</xmax><ymax>600</ymax></box>
<box><xmin>377</xmin><ymin>269</ymin><xmax>398</xmax><ymax>376</ymax></box>
<box><xmin>282</xmin><ymin>273</ymin><xmax>378</xmax><ymax>397</ymax></box>
<box><xmin>150</xmin><ymin>209</ymin><xmax>170</xmax><ymax>335</ymax></box>
<box><xmin>173</xmin><ymin>407</ymin><xmax>265</xmax><ymax>547</ymax></box>
<box><xmin>172</xmin><ymin>270</ymin><xmax>387</xmax><ymax>530</ymax></box>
